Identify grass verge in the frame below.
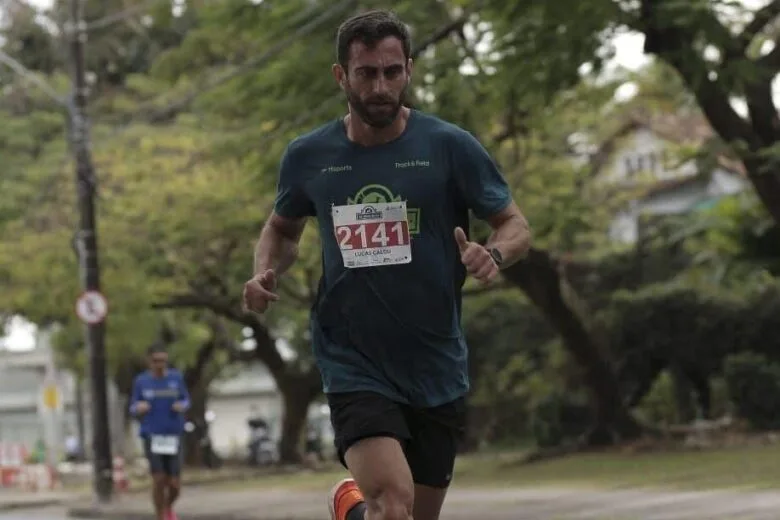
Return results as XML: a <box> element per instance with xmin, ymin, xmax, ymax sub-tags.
<box><xmin>210</xmin><ymin>442</ymin><xmax>780</xmax><ymax>493</ymax></box>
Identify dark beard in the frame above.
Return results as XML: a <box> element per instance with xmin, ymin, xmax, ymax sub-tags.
<box><xmin>345</xmin><ymin>85</ymin><xmax>407</xmax><ymax>129</ymax></box>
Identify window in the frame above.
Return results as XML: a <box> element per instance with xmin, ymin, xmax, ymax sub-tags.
<box><xmin>623</xmin><ymin>157</ymin><xmax>635</xmax><ymax>176</ymax></box>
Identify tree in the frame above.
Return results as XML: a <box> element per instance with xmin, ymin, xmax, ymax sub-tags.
<box><xmin>480</xmin><ymin>0</ymin><xmax>780</xmax><ymax>226</ymax></box>
<box><xmin>637</xmin><ymin>0</ymin><xmax>780</xmax><ymax>225</ymax></box>
<box><xmin>132</xmin><ymin>0</ymin><xmax>648</xmax><ymax>446</ymax></box>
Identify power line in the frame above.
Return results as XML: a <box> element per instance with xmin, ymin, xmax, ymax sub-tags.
<box><xmin>143</xmin><ymin>0</ymin><xmax>357</xmax><ymax>123</ymax></box>
<box><xmin>0</xmin><ymin>49</ymin><xmax>68</xmax><ymax>107</ymax></box>
<box><xmin>85</xmin><ymin>0</ymin><xmax>166</xmax><ymax>31</ymax></box>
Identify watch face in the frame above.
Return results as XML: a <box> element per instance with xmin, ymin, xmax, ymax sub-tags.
<box><xmin>490</xmin><ymin>248</ymin><xmax>503</xmax><ymax>265</ymax></box>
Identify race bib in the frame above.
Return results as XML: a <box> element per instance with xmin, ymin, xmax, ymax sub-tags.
<box><xmin>332</xmin><ymin>202</ymin><xmax>412</xmax><ymax>268</ymax></box>
<box><xmin>150</xmin><ymin>435</ymin><xmax>179</xmax><ymax>455</ymax></box>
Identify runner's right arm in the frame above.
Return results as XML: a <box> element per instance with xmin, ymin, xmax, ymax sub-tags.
<box><xmin>128</xmin><ymin>375</ymin><xmax>147</xmax><ymax>416</ymax></box>
<box><xmin>254</xmin><ymin>141</ymin><xmax>314</xmax><ymax>277</ymax></box>
<box><xmin>253</xmin><ymin>213</ymin><xmax>306</xmax><ymax>277</ymax></box>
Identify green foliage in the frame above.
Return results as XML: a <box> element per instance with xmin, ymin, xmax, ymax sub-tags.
<box><xmin>675</xmin><ymin>194</ymin><xmax>780</xmax><ymax>285</ymax></box>
<box><xmin>634</xmin><ymin>371</ymin><xmax>680</xmax><ymax>426</ymax></box>
<box><xmin>4</xmin><ymin>0</ymin><xmax>780</xmax><ymax>453</ymax></box>
<box><xmin>605</xmin><ymin>281</ymin><xmax>747</xmax><ymax>376</ymax></box>
<box><xmin>724</xmin><ymin>353</ymin><xmax>780</xmax><ymax>431</ymax></box>
<box><xmin>463</xmin><ymin>289</ymin><xmax>594</xmax><ymax>447</ymax></box>
<box><xmin>603</xmin><ymin>278</ymin><xmax>780</xmax><ymax>423</ymax></box>
<box><xmin>530</xmin><ymin>391</ymin><xmax>590</xmax><ymax>448</ymax></box>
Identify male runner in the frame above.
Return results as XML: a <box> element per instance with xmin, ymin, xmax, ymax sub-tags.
<box><xmin>243</xmin><ymin>9</ymin><xmax>531</xmax><ymax>520</ymax></box>
<box><xmin>129</xmin><ymin>345</ymin><xmax>190</xmax><ymax>520</ymax></box>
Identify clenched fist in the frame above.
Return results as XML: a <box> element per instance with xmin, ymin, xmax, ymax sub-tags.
<box><xmin>242</xmin><ymin>269</ymin><xmax>279</xmax><ymax>314</ymax></box>
<box><xmin>454</xmin><ymin>227</ymin><xmax>499</xmax><ymax>284</ymax></box>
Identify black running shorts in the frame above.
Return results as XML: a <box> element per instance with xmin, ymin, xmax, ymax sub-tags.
<box><xmin>327</xmin><ymin>391</ymin><xmax>466</xmax><ymax>489</ymax></box>
<box><xmin>142</xmin><ymin>435</ymin><xmax>183</xmax><ymax>477</ymax></box>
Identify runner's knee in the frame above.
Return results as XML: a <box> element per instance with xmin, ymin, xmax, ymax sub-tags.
<box><xmin>363</xmin><ymin>480</ymin><xmax>413</xmax><ymax>520</ymax></box>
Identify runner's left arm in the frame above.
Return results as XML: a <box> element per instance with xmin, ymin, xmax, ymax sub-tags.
<box><xmin>176</xmin><ymin>372</ymin><xmax>191</xmax><ymax>412</ymax></box>
<box><xmin>451</xmin><ymin>129</ymin><xmax>531</xmax><ymax>267</ymax></box>
<box><xmin>482</xmin><ymin>202</ymin><xmax>531</xmax><ymax>268</ymax></box>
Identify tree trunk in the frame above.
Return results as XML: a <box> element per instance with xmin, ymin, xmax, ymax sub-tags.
<box><xmin>503</xmin><ymin>248</ymin><xmax>642</xmax><ymax>445</ymax></box>
<box><xmin>277</xmin><ymin>371</ymin><xmax>322</xmax><ymax>464</ymax></box>
<box><xmin>183</xmin><ymin>384</ymin><xmax>208</xmax><ymax>467</ymax></box>
<box><xmin>743</xmin><ymin>159</ymin><xmax>780</xmax><ymax>226</ymax></box>
<box><xmin>460</xmin><ymin>403</ymin><xmax>494</xmax><ymax>453</ymax></box>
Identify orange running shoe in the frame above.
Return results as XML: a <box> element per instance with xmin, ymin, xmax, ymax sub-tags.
<box><xmin>328</xmin><ymin>478</ymin><xmax>364</xmax><ymax>520</ymax></box>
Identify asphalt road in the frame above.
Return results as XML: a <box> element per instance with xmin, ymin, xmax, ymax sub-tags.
<box><xmin>8</xmin><ymin>489</ymin><xmax>780</xmax><ymax>520</ymax></box>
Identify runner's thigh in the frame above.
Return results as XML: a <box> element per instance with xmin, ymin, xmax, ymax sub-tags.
<box><xmin>327</xmin><ymin>392</ymin><xmax>414</xmax><ymax>503</ymax></box>
<box><xmin>327</xmin><ymin>391</ymin><xmax>411</xmax><ymax>468</ymax></box>
<box><xmin>404</xmin><ymin>397</ymin><xmax>466</xmax><ymax>488</ymax></box>
<box><xmin>143</xmin><ymin>437</ymin><xmax>165</xmax><ymax>475</ymax></box>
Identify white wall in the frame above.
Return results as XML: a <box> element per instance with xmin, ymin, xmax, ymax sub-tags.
<box><xmin>0</xmin><ymin>350</ymin><xmax>334</xmax><ymax>461</ymax></box>
<box><xmin>207</xmin><ymin>393</ymin><xmax>282</xmax><ymax>457</ymax></box>
<box><xmin>602</xmin><ymin>128</ymin><xmax>698</xmax><ymax>185</ymax></box>
<box><xmin>197</xmin><ymin>362</ymin><xmax>334</xmax><ymax>458</ymax></box>
<box><xmin>602</xmin><ymin>125</ymin><xmax>749</xmax><ymax>244</ymax></box>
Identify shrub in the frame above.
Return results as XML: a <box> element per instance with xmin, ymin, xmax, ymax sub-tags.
<box><xmin>724</xmin><ymin>352</ymin><xmax>780</xmax><ymax>430</ymax></box>
<box><xmin>529</xmin><ymin>392</ymin><xmax>590</xmax><ymax>448</ymax></box>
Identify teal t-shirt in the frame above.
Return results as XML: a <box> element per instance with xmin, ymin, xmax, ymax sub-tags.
<box><xmin>274</xmin><ymin>110</ymin><xmax>511</xmax><ymax>407</ymax></box>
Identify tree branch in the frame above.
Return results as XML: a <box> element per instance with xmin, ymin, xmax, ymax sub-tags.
<box><xmin>150</xmin><ymin>292</ymin><xmax>293</xmax><ymax>380</ymax></box>
<box><xmin>85</xmin><ymin>0</ymin><xmax>162</xmax><ymax>31</ymax></box>
<box><xmin>758</xmin><ymin>43</ymin><xmax>780</xmax><ymax>69</ymax></box>
<box><xmin>640</xmin><ymin>0</ymin><xmax>755</xmax><ymax>146</ymax></box>
<box><xmin>739</xmin><ymin>0</ymin><xmax>780</xmax><ymax>52</ymax></box>
<box><xmin>151</xmin><ymin>293</ymin><xmax>255</xmax><ymax>327</ymax></box>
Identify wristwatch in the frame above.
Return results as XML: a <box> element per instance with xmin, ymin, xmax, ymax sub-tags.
<box><xmin>488</xmin><ymin>247</ymin><xmax>503</xmax><ymax>267</ymax></box>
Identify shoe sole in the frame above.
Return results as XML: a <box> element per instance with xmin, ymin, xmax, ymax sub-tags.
<box><xmin>327</xmin><ymin>477</ymin><xmax>355</xmax><ymax>520</ymax></box>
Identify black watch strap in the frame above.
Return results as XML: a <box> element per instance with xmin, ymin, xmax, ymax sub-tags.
<box><xmin>488</xmin><ymin>247</ymin><xmax>503</xmax><ymax>267</ymax></box>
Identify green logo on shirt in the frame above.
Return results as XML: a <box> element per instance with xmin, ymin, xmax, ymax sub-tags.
<box><xmin>347</xmin><ymin>184</ymin><xmax>420</xmax><ymax>234</ymax></box>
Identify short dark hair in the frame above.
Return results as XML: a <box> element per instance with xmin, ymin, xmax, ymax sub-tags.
<box><xmin>147</xmin><ymin>343</ymin><xmax>167</xmax><ymax>356</ymax></box>
<box><xmin>336</xmin><ymin>9</ymin><xmax>411</xmax><ymax>69</ymax></box>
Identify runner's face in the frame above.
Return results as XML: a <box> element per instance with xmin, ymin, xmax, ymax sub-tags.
<box><xmin>340</xmin><ymin>37</ymin><xmax>410</xmax><ymax>128</ymax></box>
<box><xmin>149</xmin><ymin>353</ymin><xmax>168</xmax><ymax>374</ymax></box>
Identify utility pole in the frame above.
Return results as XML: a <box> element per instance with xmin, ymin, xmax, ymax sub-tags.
<box><xmin>67</xmin><ymin>0</ymin><xmax>114</xmax><ymax>503</ymax></box>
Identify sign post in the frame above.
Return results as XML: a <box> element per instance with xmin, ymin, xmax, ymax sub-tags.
<box><xmin>75</xmin><ymin>291</ymin><xmax>108</xmax><ymax>325</ymax></box>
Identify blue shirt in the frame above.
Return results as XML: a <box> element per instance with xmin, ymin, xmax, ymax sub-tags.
<box><xmin>274</xmin><ymin>110</ymin><xmax>512</xmax><ymax>407</ymax></box>
<box><xmin>129</xmin><ymin>368</ymin><xmax>190</xmax><ymax>437</ymax></box>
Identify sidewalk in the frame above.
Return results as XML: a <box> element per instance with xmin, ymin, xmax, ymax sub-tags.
<box><xmin>0</xmin><ymin>490</ymin><xmax>78</xmax><ymax>511</ymax></box>
<box><xmin>66</xmin><ymin>486</ymin><xmax>780</xmax><ymax>519</ymax></box>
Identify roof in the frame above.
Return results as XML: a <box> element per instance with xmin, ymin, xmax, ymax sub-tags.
<box><xmin>604</xmin><ymin>110</ymin><xmax>747</xmax><ymax>178</ymax></box>
<box><xmin>589</xmin><ymin>109</ymin><xmax>747</xmax><ymax>202</ymax></box>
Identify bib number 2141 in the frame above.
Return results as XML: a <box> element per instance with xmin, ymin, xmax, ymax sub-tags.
<box><xmin>332</xmin><ymin>202</ymin><xmax>412</xmax><ymax>268</ymax></box>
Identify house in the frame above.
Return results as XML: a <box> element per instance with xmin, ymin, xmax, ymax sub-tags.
<box><xmin>204</xmin><ymin>361</ymin><xmax>333</xmax><ymax>459</ymax></box>
<box><xmin>0</xmin><ymin>335</ymin><xmax>126</xmax><ymax>463</ymax></box>
<box><xmin>591</xmin><ymin>111</ymin><xmax>749</xmax><ymax>243</ymax></box>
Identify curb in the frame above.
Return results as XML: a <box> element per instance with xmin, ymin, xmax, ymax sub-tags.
<box><xmin>0</xmin><ymin>498</ymin><xmax>68</xmax><ymax>512</ymax></box>
<box><xmin>66</xmin><ymin>508</ymin><xmax>256</xmax><ymax>520</ymax></box>
<box><xmin>67</xmin><ymin>512</ymin><xmax>320</xmax><ymax>520</ymax></box>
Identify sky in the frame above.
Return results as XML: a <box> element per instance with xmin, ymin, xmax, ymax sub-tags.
<box><xmin>0</xmin><ymin>0</ymin><xmax>765</xmax><ymax>350</ymax></box>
